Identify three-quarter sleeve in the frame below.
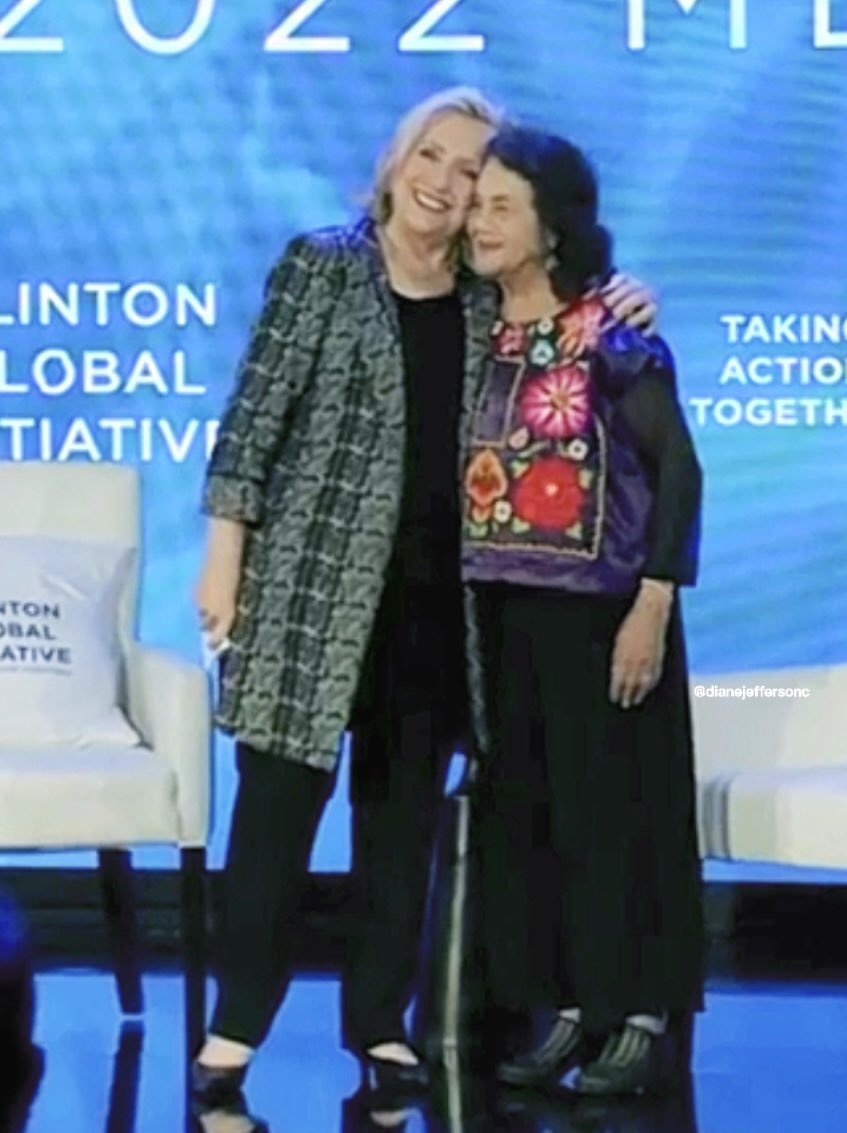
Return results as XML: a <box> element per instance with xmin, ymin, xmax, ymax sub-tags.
<box><xmin>618</xmin><ymin>363</ymin><xmax>702</xmax><ymax>585</ymax></box>
<box><xmin>202</xmin><ymin>234</ymin><xmax>337</xmax><ymax>526</ymax></box>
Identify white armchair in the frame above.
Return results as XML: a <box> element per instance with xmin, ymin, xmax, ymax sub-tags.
<box><xmin>0</xmin><ymin>461</ymin><xmax>212</xmax><ymax>1013</ymax></box>
<box><xmin>693</xmin><ymin>665</ymin><xmax>847</xmax><ymax>870</ymax></box>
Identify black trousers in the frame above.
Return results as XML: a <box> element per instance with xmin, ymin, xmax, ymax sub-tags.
<box><xmin>210</xmin><ymin>580</ymin><xmax>467</xmax><ymax>1052</ymax></box>
<box><xmin>475</xmin><ymin>585</ymin><xmax>704</xmax><ymax>1037</ymax></box>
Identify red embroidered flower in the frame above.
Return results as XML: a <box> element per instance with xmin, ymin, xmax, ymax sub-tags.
<box><xmin>558</xmin><ymin>296</ymin><xmax>608</xmax><ymax>358</ymax></box>
<box><xmin>493</xmin><ymin>324</ymin><xmax>527</xmax><ymax>357</ymax></box>
<box><xmin>465</xmin><ymin>448</ymin><xmax>509</xmax><ymax>511</ymax></box>
<box><xmin>518</xmin><ymin>366</ymin><xmax>591</xmax><ymax>439</ymax></box>
<box><xmin>512</xmin><ymin>456</ymin><xmax>584</xmax><ymax>532</ymax></box>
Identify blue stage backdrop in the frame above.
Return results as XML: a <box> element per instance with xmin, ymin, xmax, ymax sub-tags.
<box><xmin>1</xmin><ymin>0</ymin><xmax>846</xmax><ymax>871</ymax></box>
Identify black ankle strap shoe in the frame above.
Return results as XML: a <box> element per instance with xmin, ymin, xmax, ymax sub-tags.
<box><xmin>190</xmin><ymin>1059</ymin><xmax>249</xmax><ymax>1111</ymax></box>
<box><xmin>359</xmin><ymin>1049</ymin><xmax>430</xmax><ymax>1095</ymax></box>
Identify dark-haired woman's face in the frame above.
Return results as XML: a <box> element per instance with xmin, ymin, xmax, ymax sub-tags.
<box><xmin>467</xmin><ymin>158</ymin><xmax>545</xmax><ymax>284</ymax></box>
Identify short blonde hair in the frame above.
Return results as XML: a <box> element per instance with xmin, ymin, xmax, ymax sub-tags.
<box><xmin>369</xmin><ymin>87</ymin><xmax>502</xmax><ymax>224</ymax></box>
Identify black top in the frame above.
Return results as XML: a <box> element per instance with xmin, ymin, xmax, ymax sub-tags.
<box><xmin>390</xmin><ymin>289</ymin><xmax>465</xmax><ymax>590</ymax></box>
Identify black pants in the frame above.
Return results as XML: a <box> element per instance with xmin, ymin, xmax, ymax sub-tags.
<box><xmin>475</xmin><ymin>585</ymin><xmax>704</xmax><ymax>1036</ymax></box>
<box><xmin>211</xmin><ymin>581</ymin><xmax>466</xmax><ymax>1052</ymax></box>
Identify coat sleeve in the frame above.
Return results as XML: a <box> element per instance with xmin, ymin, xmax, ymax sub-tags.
<box><xmin>202</xmin><ymin>233</ymin><xmax>338</xmax><ymax>525</ymax></box>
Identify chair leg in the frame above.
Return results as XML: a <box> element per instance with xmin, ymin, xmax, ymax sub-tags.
<box><xmin>180</xmin><ymin>847</ymin><xmax>207</xmax><ymax>969</ymax></box>
<box><xmin>180</xmin><ymin>848</ymin><xmax>207</xmax><ymax>1065</ymax></box>
<box><xmin>98</xmin><ymin>849</ymin><xmax>144</xmax><ymax>1016</ymax></box>
<box><xmin>105</xmin><ymin>1022</ymin><xmax>143</xmax><ymax>1133</ymax></box>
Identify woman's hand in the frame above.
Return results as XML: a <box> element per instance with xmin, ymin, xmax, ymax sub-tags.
<box><xmin>609</xmin><ymin>581</ymin><xmax>673</xmax><ymax>709</ymax></box>
<box><xmin>602</xmin><ymin>273</ymin><xmax>658</xmax><ymax>335</ymax></box>
<box><xmin>195</xmin><ymin>518</ymin><xmax>246</xmax><ymax>648</ymax></box>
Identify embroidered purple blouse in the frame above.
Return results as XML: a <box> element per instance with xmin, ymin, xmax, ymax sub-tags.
<box><xmin>461</xmin><ymin>296</ymin><xmax>701</xmax><ymax>595</ymax></box>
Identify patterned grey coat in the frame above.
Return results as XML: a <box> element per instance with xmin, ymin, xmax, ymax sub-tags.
<box><xmin>203</xmin><ymin>217</ymin><xmax>498</xmax><ymax>771</ymax></box>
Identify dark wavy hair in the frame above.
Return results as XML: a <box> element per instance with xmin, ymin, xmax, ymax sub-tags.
<box><xmin>484</xmin><ymin>126</ymin><xmax>613</xmax><ymax>301</ymax></box>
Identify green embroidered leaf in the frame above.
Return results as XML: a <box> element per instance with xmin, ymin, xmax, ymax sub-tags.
<box><xmin>523</xmin><ymin>443</ymin><xmax>547</xmax><ymax>459</ymax></box>
<box><xmin>469</xmin><ymin>523</ymin><xmax>489</xmax><ymax>539</ymax></box>
<box><xmin>511</xmin><ymin>518</ymin><xmax>531</xmax><ymax>534</ymax></box>
<box><xmin>512</xmin><ymin>461</ymin><xmax>530</xmax><ymax>478</ymax></box>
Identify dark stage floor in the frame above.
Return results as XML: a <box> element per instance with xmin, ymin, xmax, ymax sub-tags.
<box><xmin>12</xmin><ymin>968</ymin><xmax>847</xmax><ymax>1133</ymax></box>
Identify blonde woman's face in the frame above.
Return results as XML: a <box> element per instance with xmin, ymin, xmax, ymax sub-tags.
<box><xmin>388</xmin><ymin>112</ymin><xmax>494</xmax><ymax>241</ymax></box>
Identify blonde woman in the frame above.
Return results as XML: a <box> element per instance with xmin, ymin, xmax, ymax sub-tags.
<box><xmin>192</xmin><ymin>88</ymin><xmax>656</xmax><ymax>1107</ymax></box>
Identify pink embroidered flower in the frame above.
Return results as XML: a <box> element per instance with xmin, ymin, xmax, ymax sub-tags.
<box><xmin>494</xmin><ymin>324</ymin><xmax>527</xmax><ymax>357</ymax></box>
<box><xmin>558</xmin><ymin>296</ymin><xmax>608</xmax><ymax>358</ymax></box>
<box><xmin>518</xmin><ymin>366</ymin><xmax>591</xmax><ymax>439</ymax></box>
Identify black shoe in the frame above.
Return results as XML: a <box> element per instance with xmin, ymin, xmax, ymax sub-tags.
<box><xmin>359</xmin><ymin>1049</ymin><xmax>430</xmax><ymax>1095</ymax></box>
<box><xmin>344</xmin><ymin>1085</ymin><xmax>425</xmax><ymax>1133</ymax></box>
<box><xmin>496</xmin><ymin>1086</ymin><xmax>580</xmax><ymax>1131</ymax></box>
<box><xmin>191</xmin><ymin>1110</ymin><xmax>269</xmax><ymax>1133</ymax></box>
<box><xmin>190</xmin><ymin>1059</ymin><xmax>249</xmax><ymax>1111</ymax></box>
<box><xmin>496</xmin><ymin>1015</ymin><xmax>583</xmax><ymax>1087</ymax></box>
<box><xmin>566</xmin><ymin>1023</ymin><xmax>663</xmax><ymax>1097</ymax></box>
<box><xmin>191</xmin><ymin>1111</ymin><xmax>270</xmax><ymax>1133</ymax></box>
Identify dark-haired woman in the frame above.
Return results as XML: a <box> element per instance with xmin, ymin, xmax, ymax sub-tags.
<box><xmin>462</xmin><ymin>128</ymin><xmax>704</xmax><ymax>1097</ymax></box>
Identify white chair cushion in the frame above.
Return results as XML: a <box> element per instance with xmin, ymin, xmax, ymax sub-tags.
<box><xmin>0</xmin><ymin>536</ymin><xmax>139</xmax><ymax>748</ymax></box>
<box><xmin>0</xmin><ymin>746</ymin><xmax>178</xmax><ymax>849</ymax></box>
<box><xmin>692</xmin><ymin>666</ymin><xmax>847</xmax><ymax>780</ymax></box>
<box><xmin>714</xmin><ymin>767</ymin><xmax>847</xmax><ymax>870</ymax></box>
<box><xmin>0</xmin><ymin>462</ymin><xmax>140</xmax><ymax>650</ymax></box>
